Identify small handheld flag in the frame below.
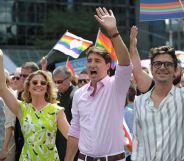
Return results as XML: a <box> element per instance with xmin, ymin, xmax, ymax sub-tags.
<box><xmin>54</xmin><ymin>31</ymin><xmax>93</xmax><ymax>58</ymax></box>
<box><xmin>122</xmin><ymin>119</ymin><xmax>133</xmax><ymax>152</ymax></box>
<box><xmin>66</xmin><ymin>57</ymin><xmax>76</xmax><ymax>78</ymax></box>
<box><xmin>95</xmin><ymin>29</ymin><xmax>117</xmax><ymax>69</ymax></box>
<box><xmin>176</xmin><ymin>50</ymin><xmax>184</xmax><ymax>67</ymax></box>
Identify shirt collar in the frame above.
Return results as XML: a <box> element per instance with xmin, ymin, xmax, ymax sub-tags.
<box><xmin>87</xmin><ymin>75</ymin><xmax>110</xmax><ymax>91</ymax></box>
<box><xmin>145</xmin><ymin>85</ymin><xmax>175</xmax><ymax>101</ymax></box>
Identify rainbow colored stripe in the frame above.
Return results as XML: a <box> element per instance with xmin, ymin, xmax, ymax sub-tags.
<box><xmin>66</xmin><ymin>59</ymin><xmax>76</xmax><ymax>77</ymax></box>
<box><xmin>140</xmin><ymin>0</ymin><xmax>184</xmax><ymax>21</ymax></box>
<box><xmin>95</xmin><ymin>30</ymin><xmax>117</xmax><ymax>69</ymax></box>
<box><xmin>176</xmin><ymin>50</ymin><xmax>184</xmax><ymax>67</ymax></box>
<box><xmin>54</xmin><ymin>31</ymin><xmax>93</xmax><ymax>58</ymax></box>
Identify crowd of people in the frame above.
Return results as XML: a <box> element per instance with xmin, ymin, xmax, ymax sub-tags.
<box><xmin>0</xmin><ymin>6</ymin><xmax>184</xmax><ymax>161</ymax></box>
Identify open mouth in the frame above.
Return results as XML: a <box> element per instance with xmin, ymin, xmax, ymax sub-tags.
<box><xmin>90</xmin><ymin>71</ymin><xmax>97</xmax><ymax>75</ymax></box>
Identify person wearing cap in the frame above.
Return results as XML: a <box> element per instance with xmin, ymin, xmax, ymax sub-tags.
<box><xmin>65</xmin><ymin>7</ymin><xmax>132</xmax><ymax>161</ymax></box>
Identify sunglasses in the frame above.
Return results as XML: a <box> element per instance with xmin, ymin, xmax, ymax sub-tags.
<box><xmin>54</xmin><ymin>77</ymin><xmax>69</xmax><ymax>84</ymax></box>
<box><xmin>12</xmin><ymin>76</ymin><xmax>20</xmax><ymax>80</ymax></box>
<box><xmin>31</xmin><ymin>80</ymin><xmax>47</xmax><ymax>86</ymax></box>
<box><xmin>20</xmin><ymin>74</ymin><xmax>29</xmax><ymax>78</ymax></box>
<box><xmin>78</xmin><ymin>79</ymin><xmax>90</xmax><ymax>84</ymax></box>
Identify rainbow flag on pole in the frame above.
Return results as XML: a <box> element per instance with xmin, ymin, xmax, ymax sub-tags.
<box><xmin>122</xmin><ymin>119</ymin><xmax>132</xmax><ymax>152</ymax></box>
<box><xmin>140</xmin><ymin>0</ymin><xmax>184</xmax><ymax>21</ymax></box>
<box><xmin>95</xmin><ymin>29</ymin><xmax>117</xmax><ymax>69</ymax></box>
<box><xmin>54</xmin><ymin>31</ymin><xmax>93</xmax><ymax>58</ymax></box>
<box><xmin>66</xmin><ymin>58</ymin><xmax>76</xmax><ymax>78</ymax></box>
<box><xmin>176</xmin><ymin>50</ymin><xmax>184</xmax><ymax>67</ymax></box>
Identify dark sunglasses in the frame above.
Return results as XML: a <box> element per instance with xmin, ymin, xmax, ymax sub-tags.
<box><xmin>20</xmin><ymin>74</ymin><xmax>29</xmax><ymax>78</ymax></box>
<box><xmin>152</xmin><ymin>61</ymin><xmax>174</xmax><ymax>69</ymax></box>
<box><xmin>78</xmin><ymin>79</ymin><xmax>90</xmax><ymax>84</ymax></box>
<box><xmin>31</xmin><ymin>80</ymin><xmax>47</xmax><ymax>86</ymax></box>
<box><xmin>54</xmin><ymin>77</ymin><xmax>68</xmax><ymax>84</ymax></box>
<box><xmin>12</xmin><ymin>76</ymin><xmax>20</xmax><ymax>80</ymax></box>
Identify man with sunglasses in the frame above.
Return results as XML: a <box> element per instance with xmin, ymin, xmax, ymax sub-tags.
<box><xmin>14</xmin><ymin>62</ymin><xmax>39</xmax><ymax>161</ymax></box>
<box><xmin>77</xmin><ymin>69</ymin><xmax>90</xmax><ymax>88</ymax></box>
<box><xmin>131</xmin><ymin>45</ymin><xmax>184</xmax><ymax>160</ymax></box>
<box><xmin>53</xmin><ymin>66</ymin><xmax>78</xmax><ymax>161</ymax></box>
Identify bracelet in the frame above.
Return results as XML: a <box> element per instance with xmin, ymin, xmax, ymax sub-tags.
<box><xmin>110</xmin><ymin>32</ymin><xmax>120</xmax><ymax>39</ymax></box>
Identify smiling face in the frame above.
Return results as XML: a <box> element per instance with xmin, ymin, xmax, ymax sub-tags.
<box><xmin>86</xmin><ymin>52</ymin><xmax>110</xmax><ymax>86</ymax></box>
<box><xmin>29</xmin><ymin>74</ymin><xmax>48</xmax><ymax>97</ymax></box>
<box><xmin>151</xmin><ymin>54</ymin><xmax>176</xmax><ymax>84</ymax></box>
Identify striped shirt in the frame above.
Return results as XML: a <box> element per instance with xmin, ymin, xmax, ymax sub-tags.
<box><xmin>131</xmin><ymin>86</ymin><xmax>184</xmax><ymax>161</ymax></box>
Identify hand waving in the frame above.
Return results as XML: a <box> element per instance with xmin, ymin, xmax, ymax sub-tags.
<box><xmin>94</xmin><ymin>7</ymin><xmax>117</xmax><ymax>34</ymax></box>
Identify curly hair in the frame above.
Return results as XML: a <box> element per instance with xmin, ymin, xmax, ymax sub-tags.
<box><xmin>22</xmin><ymin>70</ymin><xmax>58</xmax><ymax>103</ymax></box>
<box><xmin>149</xmin><ymin>46</ymin><xmax>178</xmax><ymax>69</ymax></box>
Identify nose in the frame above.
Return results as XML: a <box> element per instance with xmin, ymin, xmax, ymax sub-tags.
<box><xmin>89</xmin><ymin>60</ymin><xmax>96</xmax><ymax>67</ymax></box>
<box><xmin>160</xmin><ymin>63</ymin><xmax>166</xmax><ymax>69</ymax></box>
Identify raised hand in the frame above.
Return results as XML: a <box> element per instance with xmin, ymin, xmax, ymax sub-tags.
<box><xmin>130</xmin><ymin>26</ymin><xmax>138</xmax><ymax>49</ymax></box>
<box><xmin>0</xmin><ymin>49</ymin><xmax>4</xmax><ymax>58</ymax></box>
<box><xmin>40</xmin><ymin>56</ymin><xmax>48</xmax><ymax>71</ymax></box>
<box><xmin>94</xmin><ymin>7</ymin><xmax>117</xmax><ymax>34</ymax></box>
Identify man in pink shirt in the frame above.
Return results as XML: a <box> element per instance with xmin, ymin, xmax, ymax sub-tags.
<box><xmin>65</xmin><ymin>7</ymin><xmax>132</xmax><ymax>161</ymax></box>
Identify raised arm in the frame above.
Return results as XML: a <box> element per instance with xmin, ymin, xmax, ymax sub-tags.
<box><xmin>0</xmin><ymin>50</ymin><xmax>20</xmax><ymax>117</ymax></box>
<box><xmin>40</xmin><ymin>56</ymin><xmax>48</xmax><ymax>71</ymax></box>
<box><xmin>94</xmin><ymin>7</ymin><xmax>130</xmax><ymax>66</ymax></box>
<box><xmin>129</xmin><ymin>26</ymin><xmax>152</xmax><ymax>92</ymax></box>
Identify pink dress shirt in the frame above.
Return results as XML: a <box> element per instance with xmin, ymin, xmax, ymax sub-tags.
<box><xmin>69</xmin><ymin>64</ymin><xmax>132</xmax><ymax>157</ymax></box>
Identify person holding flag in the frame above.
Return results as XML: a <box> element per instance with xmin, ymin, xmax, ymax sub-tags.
<box><xmin>65</xmin><ymin>7</ymin><xmax>132</xmax><ymax>161</ymax></box>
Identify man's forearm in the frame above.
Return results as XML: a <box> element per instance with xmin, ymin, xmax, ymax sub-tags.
<box><xmin>65</xmin><ymin>136</ymin><xmax>79</xmax><ymax>161</ymax></box>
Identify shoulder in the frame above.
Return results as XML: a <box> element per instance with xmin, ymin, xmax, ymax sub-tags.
<box><xmin>47</xmin><ymin>103</ymin><xmax>64</xmax><ymax>113</ymax></box>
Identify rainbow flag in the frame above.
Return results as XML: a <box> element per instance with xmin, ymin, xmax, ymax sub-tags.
<box><xmin>66</xmin><ymin>58</ymin><xmax>76</xmax><ymax>78</ymax></box>
<box><xmin>140</xmin><ymin>0</ymin><xmax>184</xmax><ymax>21</ymax></box>
<box><xmin>54</xmin><ymin>31</ymin><xmax>93</xmax><ymax>58</ymax></box>
<box><xmin>176</xmin><ymin>50</ymin><xmax>184</xmax><ymax>67</ymax></box>
<box><xmin>95</xmin><ymin>30</ymin><xmax>117</xmax><ymax>69</ymax></box>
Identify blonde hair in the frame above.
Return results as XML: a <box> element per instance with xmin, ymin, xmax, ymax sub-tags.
<box><xmin>22</xmin><ymin>70</ymin><xmax>58</xmax><ymax>103</ymax></box>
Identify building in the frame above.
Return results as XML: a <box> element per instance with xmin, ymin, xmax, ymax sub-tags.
<box><xmin>0</xmin><ymin>0</ymin><xmax>138</xmax><ymax>69</ymax></box>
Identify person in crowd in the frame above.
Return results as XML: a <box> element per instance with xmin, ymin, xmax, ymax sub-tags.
<box><xmin>129</xmin><ymin>26</ymin><xmax>183</xmax><ymax>95</ymax></box>
<box><xmin>0</xmin><ymin>98</ymin><xmax>5</xmax><ymax>155</ymax></box>
<box><xmin>123</xmin><ymin>83</ymin><xmax>136</xmax><ymax>161</ymax></box>
<box><xmin>10</xmin><ymin>67</ymin><xmax>21</xmax><ymax>91</ymax></box>
<box><xmin>77</xmin><ymin>69</ymin><xmax>90</xmax><ymax>88</ymax></box>
<box><xmin>0</xmin><ymin>49</ymin><xmax>70</xmax><ymax>160</ymax></box>
<box><xmin>0</xmin><ymin>69</ymin><xmax>16</xmax><ymax>161</ymax></box>
<box><xmin>52</xmin><ymin>66</ymin><xmax>78</xmax><ymax>161</ymax></box>
<box><xmin>65</xmin><ymin>7</ymin><xmax>132</xmax><ymax>161</ymax></box>
<box><xmin>131</xmin><ymin>46</ymin><xmax>184</xmax><ymax>160</ymax></box>
<box><xmin>14</xmin><ymin>62</ymin><xmax>39</xmax><ymax>161</ymax></box>
<box><xmin>180</xmin><ymin>72</ymin><xmax>184</xmax><ymax>87</ymax></box>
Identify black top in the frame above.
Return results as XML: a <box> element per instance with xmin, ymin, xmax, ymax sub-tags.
<box><xmin>56</xmin><ymin>85</ymin><xmax>77</xmax><ymax>161</ymax></box>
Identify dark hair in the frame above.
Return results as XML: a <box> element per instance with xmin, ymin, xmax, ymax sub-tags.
<box><xmin>86</xmin><ymin>46</ymin><xmax>112</xmax><ymax>64</ymax></box>
<box><xmin>149</xmin><ymin>46</ymin><xmax>178</xmax><ymax>69</ymax></box>
<box><xmin>21</xmin><ymin>62</ymin><xmax>39</xmax><ymax>72</ymax></box>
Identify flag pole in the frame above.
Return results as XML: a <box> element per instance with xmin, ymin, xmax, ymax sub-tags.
<box><xmin>45</xmin><ymin>30</ymin><xmax>69</xmax><ymax>59</ymax></box>
<box><xmin>179</xmin><ymin>0</ymin><xmax>184</xmax><ymax>12</ymax></box>
<box><xmin>66</xmin><ymin>56</ymin><xmax>70</xmax><ymax>66</ymax></box>
<box><xmin>95</xmin><ymin>28</ymin><xmax>101</xmax><ymax>46</ymax></box>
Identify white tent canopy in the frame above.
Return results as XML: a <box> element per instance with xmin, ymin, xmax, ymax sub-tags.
<box><xmin>3</xmin><ymin>54</ymin><xmax>17</xmax><ymax>74</ymax></box>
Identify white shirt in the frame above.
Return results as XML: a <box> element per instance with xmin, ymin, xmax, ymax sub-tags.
<box><xmin>132</xmin><ymin>86</ymin><xmax>184</xmax><ymax>161</ymax></box>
